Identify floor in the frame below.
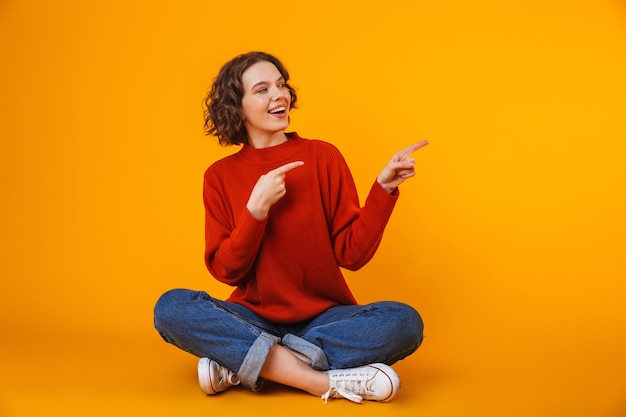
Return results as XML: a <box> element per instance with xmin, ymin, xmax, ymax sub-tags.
<box><xmin>2</xmin><ymin>322</ymin><xmax>625</xmax><ymax>417</ymax></box>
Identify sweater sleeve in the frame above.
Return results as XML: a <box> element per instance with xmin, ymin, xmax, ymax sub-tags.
<box><xmin>203</xmin><ymin>173</ymin><xmax>267</xmax><ymax>286</ymax></box>
<box><xmin>327</xmin><ymin>150</ymin><xmax>399</xmax><ymax>271</ymax></box>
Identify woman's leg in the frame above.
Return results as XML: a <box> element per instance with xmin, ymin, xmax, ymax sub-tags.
<box><xmin>154</xmin><ymin>289</ymin><xmax>331</xmax><ymax>395</ymax></box>
<box><xmin>272</xmin><ymin>301</ymin><xmax>423</xmax><ymax>402</ymax></box>
<box><xmin>154</xmin><ymin>288</ymin><xmax>280</xmax><ymax>389</ymax></box>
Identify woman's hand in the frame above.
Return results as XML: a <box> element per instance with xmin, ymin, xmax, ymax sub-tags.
<box><xmin>246</xmin><ymin>161</ymin><xmax>304</xmax><ymax>220</ymax></box>
<box><xmin>377</xmin><ymin>140</ymin><xmax>429</xmax><ymax>194</ymax></box>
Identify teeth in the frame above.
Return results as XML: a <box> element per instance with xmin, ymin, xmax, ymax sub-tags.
<box><xmin>269</xmin><ymin>106</ymin><xmax>286</xmax><ymax>114</ymax></box>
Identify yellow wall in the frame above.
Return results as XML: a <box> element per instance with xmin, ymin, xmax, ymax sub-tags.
<box><xmin>1</xmin><ymin>0</ymin><xmax>625</xmax><ymax>415</ymax></box>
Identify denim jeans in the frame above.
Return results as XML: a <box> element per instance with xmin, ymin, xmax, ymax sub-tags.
<box><xmin>154</xmin><ymin>289</ymin><xmax>423</xmax><ymax>390</ymax></box>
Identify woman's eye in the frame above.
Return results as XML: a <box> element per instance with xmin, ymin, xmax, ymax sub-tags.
<box><xmin>256</xmin><ymin>88</ymin><xmax>268</xmax><ymax>94</ymax></box>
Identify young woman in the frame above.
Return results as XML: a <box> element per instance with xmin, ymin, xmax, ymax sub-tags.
<box><xmin>154</xmin><ymin>51</ymin><xmax>428</xmax><ymax>404</ymax></box>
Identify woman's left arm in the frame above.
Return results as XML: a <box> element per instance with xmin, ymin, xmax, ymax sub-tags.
<box><xmin>332</xmin><ymin>140</ymin><xmax>429</xmax><ymax>270</ymax></box>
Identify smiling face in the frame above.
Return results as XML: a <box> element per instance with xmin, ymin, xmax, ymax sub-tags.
<box><xmin>240</xmin><ymin>60</ymin><xmax>292</xmax><ymax>147</ymax></box>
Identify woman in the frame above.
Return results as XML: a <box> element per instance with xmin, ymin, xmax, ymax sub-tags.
<box><xmin>154</xmin><ymin>51</ymin><xmax>428</xmax><ymax>404</ymax></box>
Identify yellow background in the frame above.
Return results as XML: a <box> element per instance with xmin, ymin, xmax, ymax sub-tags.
<box><xmin>2</xmin><ymin>0</ymin><xmax>625</xmax><ymax>416</ymax></box>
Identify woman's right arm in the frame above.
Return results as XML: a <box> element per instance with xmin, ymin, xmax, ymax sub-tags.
<box><xmin>203</xmin><ymin>161</ymin><xmax>303</xmax><ymax>285</ymax></box>
<box><xmin>203</xmin><ymin>177</ymin><xmax>267</xmax><ymax>286</ymax></box>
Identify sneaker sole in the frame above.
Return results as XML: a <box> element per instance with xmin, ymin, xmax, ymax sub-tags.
<box><xmin>197</xmin><ymin>357</ymin><xmax>217</xmax><ymax>395</ymax></box>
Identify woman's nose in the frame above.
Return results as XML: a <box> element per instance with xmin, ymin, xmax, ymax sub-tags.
<box><xmin>271</xmin><ymin>85</ymin><xmax>288</xmax><ymax>100</ymax></box>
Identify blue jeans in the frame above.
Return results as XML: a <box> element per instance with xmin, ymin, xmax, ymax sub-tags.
<box><xmin>154</xmin><ymin>289</ymin><xmax>423</xmax><ymax>390</ymax></box>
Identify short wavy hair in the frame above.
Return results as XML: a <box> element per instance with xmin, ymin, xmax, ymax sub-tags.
<box><xmin>203</xmin><ymin>52</ymin><xmax>298</xmax><ymax>146</ymax></box>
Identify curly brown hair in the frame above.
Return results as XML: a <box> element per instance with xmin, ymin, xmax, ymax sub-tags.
<box><xmin>203</xmin><ymin>52</ymin><xmax>298</xmax><ymax>146</ymax></box>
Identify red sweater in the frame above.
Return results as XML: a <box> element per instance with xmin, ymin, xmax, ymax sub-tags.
<box><xmin>203</xmin><ymin>133</ymin><xmax>399</xmax><ymax>323</ymax></box>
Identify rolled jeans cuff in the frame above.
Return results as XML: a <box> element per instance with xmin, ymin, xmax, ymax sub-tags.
<box><xmin>237</xmin><ymin>332</ymin><xmax>280</xmax><ymax>389</ymax></box>
<box><xmin>282</xmin><ymin>333</ymin><xmax>329</xmax><ymax>371</ymax></box>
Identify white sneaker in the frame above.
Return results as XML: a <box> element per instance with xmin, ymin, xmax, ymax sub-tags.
<box><xmin>197</xmin><ymin>358</ymin><xmax>240</xmax><ymax>395</ymax></box>
<box><xmin>321</xmin><ymin>363</ymin><xmax>401</xmax><ymax>404</ymax></box>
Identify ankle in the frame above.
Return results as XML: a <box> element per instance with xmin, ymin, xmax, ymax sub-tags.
<box><xmin>308</xmin><ymin>373</ymin><xmax>331</xmax><ymax>397</ymax></box>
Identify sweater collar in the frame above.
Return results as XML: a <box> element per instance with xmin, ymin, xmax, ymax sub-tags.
<box><xmin>237</xmin><ymin>132</ymin><xmax>304</xmax><ymax>164</ymax></box>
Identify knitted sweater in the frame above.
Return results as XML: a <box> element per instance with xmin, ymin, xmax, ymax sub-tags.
<box><xmin>203</xmin><ymin>133</ymin><xmax>399</xmax><ymax>323</ymax></box>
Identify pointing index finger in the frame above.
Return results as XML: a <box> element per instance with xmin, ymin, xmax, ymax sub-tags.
<box><xmin>401</xmin><ymin>140</ymin><xmax>429</xmax><ymax>155</ymax></box>
<box><xmin>270</xmin><ymin>161</ymin><xmax>304</xmax><ymax>175</ymax></box>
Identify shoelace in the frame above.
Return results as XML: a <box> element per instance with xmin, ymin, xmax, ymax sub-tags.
<box><xmin>321</xmin><ymin>387</ymin><xmax>363</xmax><ymax>404</ymax></box>
<box><xmin>321</xmin><ymin>371</ymin><xmax>374</xmax><ymax>404</ymax></box>
<box><xmin>217</xmin><ymin>367</ymin><xmax>240</xmax><ymax>388</ymax></box>
<box><xmin>226</xmin><ymin>373</ymin><xmax>240</xmax><ymax>386</ymax></box>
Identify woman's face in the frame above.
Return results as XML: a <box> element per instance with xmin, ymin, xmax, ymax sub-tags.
<box><xmin>240</xmin><ymin>60</ymin><xmax>292</xmax><ymax>143</ymax></box>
